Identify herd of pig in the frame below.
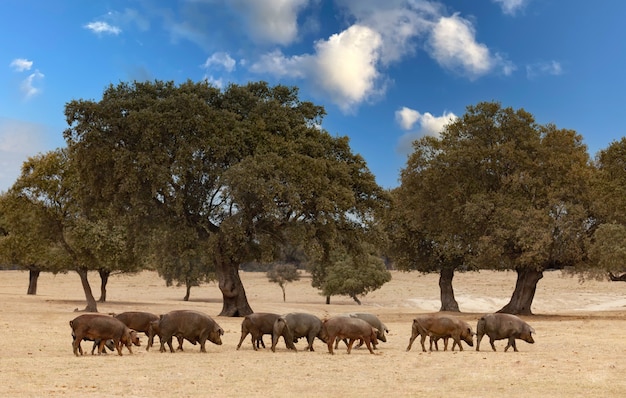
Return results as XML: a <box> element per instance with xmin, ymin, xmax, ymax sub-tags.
<box><xmin>69</xmin><ymin>310</ymin><xmax>535</xmax><ymax>357</ymax></box>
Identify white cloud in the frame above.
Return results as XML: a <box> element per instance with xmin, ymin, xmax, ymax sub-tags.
<box><xmin>427</xmin><ymin>14</ymin><xmax>496</xmax><ymax>79</ymax></box>
<box><xmin>311</xmin><ymin>25</ymin><xmax>384</xmax><ymax>112</ymax></box>
<box><xmin>21</xmin><ymin>70</ymin><xmax>45</xmax><ymax>100</ymax></box>
<box><xmin>335</xmin><ymin>0</ymin><xmax>437</xmax><ymax>65</ymax></box>
<box><xmin>203</xmin><ymin>52</ymin><xmax>237</xmax><ymax>73</ymax></box>
<box><xmin>492</xmin><ymin>0</ymin><xmax>528</xmax><ymax>16</ymax></box>
<box><xmin>395</xmin><ymin>108</ymin><xmax>457</xmax><ymax>155</ymax></box>
<box><xmin>231</xmin><ymin>0</ymin><xmax>310</xmax><ymax>45</ymax></box>
<box><xmin>395</xmin><ymin>107</ymin><xmax>422</xmax><ymax>130</ymax></box>
<box><xmin>250</xmin><ymin>2</ymin><xmax>511</xmax><ymax>110</ymax></box>
<box><xmin>249</xmin><ymin>50</ymin><xmax>309</xmax><ymax>78</ymax></box>
<box><xmin>526</xmin><ymin>60</ymin><xmax>563</xmax><ymax>79</ymax></box>
<box><xmin>250</xmin><ymin>25</ymin><xmax>384</xmax><ymax>112</ymax></box>
<box><xmin>84</xmin><ymin>21</ymin><xmax>122</xmax><ymax>35</ymax></box>
<box><xmin>0</xmin><ymin>118</ymin><xmax>53</xmax><ymax>193</ymax></box>
<box><xmin>10</xmin><ymin>58</ymin><xmax>33</xmax><ymax>72</ymax></box>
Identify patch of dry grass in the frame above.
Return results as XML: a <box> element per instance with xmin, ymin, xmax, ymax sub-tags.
<box><xmin>1</xmin><ymin>269</ymin><xmax>625</xmax><ymax>397</ymax></box>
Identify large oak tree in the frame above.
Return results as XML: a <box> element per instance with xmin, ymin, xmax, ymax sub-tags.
<box><xmin>390</xmin><ymin>102</ymin><xmax>592</xmax><ymax>314</ymax></box>
<box><xmin>63</xmin><ymin>80</ymin><xmax>386</xmax><ymax>316</ymax></box>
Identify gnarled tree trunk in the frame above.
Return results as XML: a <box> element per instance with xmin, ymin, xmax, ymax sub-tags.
<box><xmin>98</xmin><ymin>269</ymin><xmax>110</xmax><ymax>302</ymax></box>
<box><xmin>439</xmin><ymin>266</ymin><xmax>460</xmax><ymax>312</ymax></box>
<box><xmin>498</xmin><ymin>268</ymin><xmax>543</xmax><ymax>315</ymax></box>
<box><xmin>76</xmin><ymin>268</ymin><xmax>98</xmax><ymax>312</ymax></box>
<box><xmin>216</xmin><ymin>260</ymin><xmax>253</xmax><ymax>317</ymax></box>
<box><xmin>27</xmin><ymin>267</ymin><xmax>40</xmax><ymax>295</ymax></box>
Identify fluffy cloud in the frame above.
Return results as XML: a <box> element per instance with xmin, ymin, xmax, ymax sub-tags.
<box><xmin>310</xmin><ymin>25</ymin><xmax>384</xmax><ymax>112</ymax></box>
<box><xmin>231</xmin><ymin>0</ymin><xmax>310</xmax><ymax>45</ymax></box>
<box><xmin>395</xmin><ymin>107</ymin><xmax>457</xmax><ymax>155</ymax></box>
<box><xmin>203</xmin><ymin>52</ymin><xmax>237</xmax><ymax>73</ymax></box>
<box><xmin>427</xmin><ymin>14</ymin><xmax>497</xmax><ymax>79</ymax></box>
<box><xmin>84</xmin><ymin>21</ymin><xmax>122</xmax><ymax>35</ymax></box>
<box><xmin>251</xmin><ymin>25</ymin><xmax>384</xmax><ymax>112</ymax></box>
<box><xmin>492</xmin><ymin>0</ymin><xmax>528</xmax><ymax>15</ymax></box>
<box><xmin>10</xmin><ymin>58</ymin><xmax>33</xmax><ymax>72</ymax></box>
<box><xmin>395</xmin><ymin>107</ymin><xmax>422</xmax><ymax>130</ymax></box>
<box><xmin>334</xmin><ymin>0</ymin><xmax>437</xmax><ymax>65</ymax></box>
<box><xmin>244</xmin><ymin>2</ymin><xmax>513</xmax><ymax>110</ymax></box>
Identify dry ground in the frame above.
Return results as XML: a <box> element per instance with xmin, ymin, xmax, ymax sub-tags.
<box><xmin>1</xmin><ymin>269</ymin><xmax>625</xmax><ymax>398</ymax></box>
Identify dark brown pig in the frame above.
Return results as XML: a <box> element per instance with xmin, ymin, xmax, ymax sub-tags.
<box><xmin>154</xmin><ymin>310</ymin><xmax>223</xmax><ymax>353</ymax></box>
<box><xmin>113</xmin><ymin>311</ymin><xmax>159</xmax><ymax>351</ymax></box>
<box><xmin>148</xmin><ymin>319</ymin><xmax>185</xmax><ymax>351</ymax></box>
<box><xmin>271</xmin><ymin>312</ymin><xmax>325</xmax><ymax>352</ymax></box>
<box><xmin>236</xmin><ymin>313</ymin><xmax>281</xmax><ymax>351</ymax></box>
<box><xmin>71</xmin><ymin>331</ymin><xmax>115</xmax><ymax>355</ymax></box>
<box><xmin>406</xmin><ymin>314</ymin><xmax>474</xmax><ymax>352</ymax></box>
<box><xmin>335</xmin><ymin>312</ymin><xmax>388</xmax><ymax>350</ymax></box>
<box><xmin>322</xmin><ymin>316</ymin><xmax>378</xmax><ymax>355</ymax></box>
<box><xmin>70</xmin><ymin>314</ymin><xmax>140</xmax><ymax>356</ymax></box>
<box><xmin>476</xmin><ymin>313</ymin><xmax>535</xmax><ymax>352</ymax></box>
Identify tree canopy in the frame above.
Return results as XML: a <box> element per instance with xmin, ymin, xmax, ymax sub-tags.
<box><xmin>389</xmin><ymin>102</ymin><xmax>593</xmax><ymax>314</ymax></box>
<box><xmin>577</xmin><ymin>138</ymin><xmax>626</xmax><ymax>280</ymax></box>
<box><xmin>63</xmin><ymin>80</ymin><xmax>388</xmax><ymax>316</ymax></box>
<box><xmin>315</xmin><ymin>247</ymin><xmax>391</xmax><ymax>305</ymax></box>
<box><xmin>0</xmin><ymin>149</ymin><xmax>140</xmax><ymax>310</ymax></box>
<box><xmin>267</xmin><ymin>263</ymin><xmax>300</xmax><ymax>302</ymax></box>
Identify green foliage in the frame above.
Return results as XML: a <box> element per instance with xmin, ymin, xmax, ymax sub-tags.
<box><xmin>587</xmin><ymin>224</ymin><xmax>626</xmax><ymax>278</ymax></box>
<box><xmin>0</xmin><ymin>191</ymin><xmax>65</xmax><ymax>272</ymax></box>
<box><xmin>390</xmin><ymin>102</ymin><xmax>593</xmax><ymax>274</ymax></box>
<box><xmin>1</xmin><ymin>148</ymin><xmax>142</xmax><ymax>273</ymax></box>
<box><xmin>316</xmin><ymin>248</ymin><xmax>391</xmax><ymax>304</ymax></box>
<box><xmin>267</xmin><ymin>263</ymin><xmax>300</xmax><ymax>301</ymax></box>
<box><xmin>63</xmin><ymin>80</ymin><xmax>387</xmax><ymax>315</ymax></box>
<box><xmin>576</xmin><ymin>138</ymin><xmax>626</xmax><ymax>280</ymax></box>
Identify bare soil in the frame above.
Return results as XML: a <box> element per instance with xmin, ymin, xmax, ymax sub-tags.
<box><xmin>1</xmin><ymin>269</ymin><xmax>625</xmax><ymax>397</ymax></box>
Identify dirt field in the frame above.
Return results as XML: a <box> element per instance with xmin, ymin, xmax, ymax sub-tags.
<box><xmin>1</xmin><ymin>269</ymin><xmax>625</xmax><ymax>397</ymax></box>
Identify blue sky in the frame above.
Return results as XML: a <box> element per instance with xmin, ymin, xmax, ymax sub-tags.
<box><xmin>2</xmin><ymin>0</ymin><xmax>626</xmax><ymax>193</ymax></box>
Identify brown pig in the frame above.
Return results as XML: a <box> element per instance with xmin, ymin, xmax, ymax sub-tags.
<box><xmin>237</xmin><ymin>313</ymin><xmax>282</xmax><ymax>351</ymax></box>
<box><xmin>70</xmin><ymin>314</ymin><xmax>140</xmax><ymax>356</ymax></box>
<box><xmin>476</xmin><ymin>313</ymin><xmax>535</xmax><ymax>352</ymax></box>
<box><xmin>113</xmin><ymin>311</ymin><xmax>159</xmax><ymax>350</ymax></box>
<box><xmin>406</xmin><ymin>314</ymin><xmax>474</xmax><ymax>352</ymax></box>
<box><xmin>153</xmin><ymin>310</ymin><xmax>223</xmax><ymax>353</ymax></box>
<box><xmin>322</xmin><ymin>316</ymin><xmax>378</xmax><ymax>355</ymax></box>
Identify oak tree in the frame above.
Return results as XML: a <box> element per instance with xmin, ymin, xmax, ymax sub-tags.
<box><xmin>390</xmin><ymin>102</ymin><xmax>592</xmax><ymax>314</ymax></box>
<box><xmin>267</xmin><ymin>263</ymin><xmax>300</xmax><ymax>302</ymax></box>
<box><xmin>64</xmin><ymin>80</ymin><xmax>386</xmax><ymax>316</ymax></box>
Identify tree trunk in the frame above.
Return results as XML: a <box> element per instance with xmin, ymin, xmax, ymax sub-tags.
<box><xmin>76</xmin><ymin>268</ymin><xmax>98</xmax><ymax>312</ymax></box>
<box><xmin>609</xmin><ymin>272</ymin><xmax>626</xmax><ymax>282</ymax></box>
<box><xmin>351</xmin><ymin>294</ymin><xmax>362</xmax><ymax>305</ymax></box>
<box><xmin>27</xmin><ymin>268</ymin><xmax>40</xmax><ymax>295</ymax></box>
<box><xmin>98</xmin><ymin>269</ymin><xmax>110</xmax><ymax>302</ymax></box>
<box><xmin>184</xmin><ymin>283</ymin><xmax>191</xmax><ymax>301</ymax></box>
<box><xmin>326</xmin><ymin>295</ymin><xmax>330</xmax><ymax>304</ymax></box>
<box><xmin>281</xmin><ymin>285</ymin><xmax>286</xmax><ymax>302</ymax></box>
<box><xmin>216</xmin><ymin>260</ymin><xmax>253</xmax><ymax>317</ymax></box>
<box><xmin>498</xmin><ymin>268</ymin><xmax>543</xmax><ymax>315</ymax></box>
<box><xmin>439</xmin><ymin>266</ymin><xmax>459</xmax><ymax>312</ymax></box>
